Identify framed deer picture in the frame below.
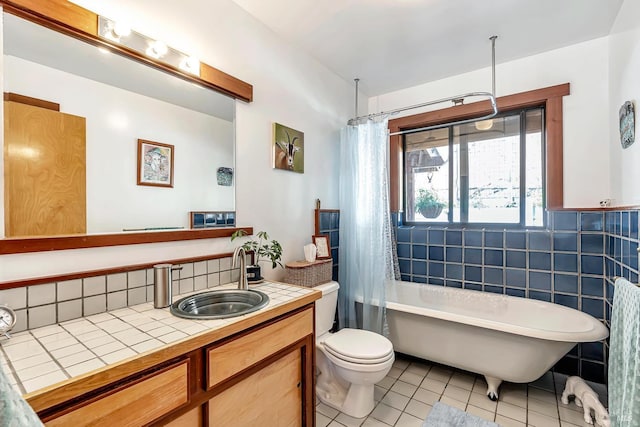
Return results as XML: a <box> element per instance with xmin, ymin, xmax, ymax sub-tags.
<box><xmin>273</xmin><ymin>123</ymin><xmax>304</xmax><ymax>173</ymax></box>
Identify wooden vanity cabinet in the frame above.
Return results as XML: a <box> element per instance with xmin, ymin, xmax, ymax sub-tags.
<box><xmin>39</xmin><ymin>304</ymin><xmax>316</xmax><ymax>427</ymax></box>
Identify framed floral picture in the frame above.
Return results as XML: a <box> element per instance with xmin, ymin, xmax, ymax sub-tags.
<box><xmin>137</xmin><ymin>139</ymin><xmax>174</xmax><ymax>187</ymax></box>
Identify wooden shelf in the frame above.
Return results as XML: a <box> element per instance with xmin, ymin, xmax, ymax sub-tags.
<box><xmin>0</xmin><ymin>227</ymin><xmax>253</xmax><ymax>255</ymax></box>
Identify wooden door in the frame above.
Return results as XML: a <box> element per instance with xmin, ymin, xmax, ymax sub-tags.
<box><xmin>4</xmin><ymin>100</ymin><xmax>86</xmax><ymax>237</ymax></box>
<box><xmin>208</xmin><ymin>349</ymin><xmax>302</xmax><ymax>427</ymax></box>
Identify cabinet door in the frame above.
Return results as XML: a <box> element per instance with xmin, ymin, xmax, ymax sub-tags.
<box><xmin>208</xmin><ymin>349</ymin><xmax>302</xmax><ymax>427</ymax></box>
<box><xmin>45</xmin><ymin>361</ymin><xmax>189</xmax><ymax>427</ymax></box>
<box><xmin>207</xmin><ymin>308</ymin><xmax>312</xmax><ymax>389</ymax></box>
<box><xmin>161</xmin><ymin>406</ymin><xmax>202</xmax><ymax>426</ymax></box>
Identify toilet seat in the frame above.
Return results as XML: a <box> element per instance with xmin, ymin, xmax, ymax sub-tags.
<box><xmin>323</xmin><ymin>328</ymin><xmax>394</xmax><ymax>365</ymax></box>
<box><xmin>324</xmin><ymin>346</ymin><xmax>394</xmax><ymax>364</ymax></box>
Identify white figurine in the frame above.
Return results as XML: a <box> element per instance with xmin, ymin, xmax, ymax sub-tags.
<box><xmin>561</xmin><ymin>376</ymin><xmax>611</xmax><ymax>427</ymax></box>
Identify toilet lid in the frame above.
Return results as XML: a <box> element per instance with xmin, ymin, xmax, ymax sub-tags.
<box><xmin>323</xmin><ymin>329</ymin><xmax>394</xmax><ymax>363</ymax></box>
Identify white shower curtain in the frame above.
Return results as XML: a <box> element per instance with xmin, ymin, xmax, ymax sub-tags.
<box><xmin>338</xmin><ymin>119</ymin><xmax>397</xmax><ymax>336</ymax></box>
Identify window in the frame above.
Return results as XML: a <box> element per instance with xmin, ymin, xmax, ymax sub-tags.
<box><xmin>404</xmin><ymin>108</ymin><xmax>544</xmax><ymax>227</ymax></box>
<box><xmin>388</xmin><ymin>83</ymin><xmax>570</xmax><ymax>225</ymax></box>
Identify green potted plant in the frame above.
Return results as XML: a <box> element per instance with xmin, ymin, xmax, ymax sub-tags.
<box><xmin>415</xmin><ymin>188</ymin><xmax>447</xmax><ymax>219</ymax></box>
<box><xmin>231</xmin><ymin>230</ymin><xmax>283</xmax><ymax>283</ymax></box>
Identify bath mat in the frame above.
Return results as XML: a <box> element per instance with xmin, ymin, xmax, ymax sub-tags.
<box><xmin>423</xmin><ymin>402</ymin><xmax>500</xmax><ymax>427</ymax></box>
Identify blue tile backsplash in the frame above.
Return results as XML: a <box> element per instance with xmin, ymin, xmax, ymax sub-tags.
<box><xmin>394</xmin><ymin>209</ymin><xmax>640</xmax><ymax>384</ymax></box>
<box><xmin>318</xmin><ymin>208</ymin><xmax>640</xmax><ymax>385</ymax></box>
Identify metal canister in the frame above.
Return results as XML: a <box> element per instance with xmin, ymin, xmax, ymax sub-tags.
<box><xmin>153</xmin><ymin>263</ymin><xmax>174</xmax><ymax>308</ymax></box>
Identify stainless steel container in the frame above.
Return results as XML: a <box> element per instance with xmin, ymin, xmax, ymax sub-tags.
<box><xmin>153</xmin><ymin>263</ymin><xmax>175</xmax><ymax>308</ymax></box>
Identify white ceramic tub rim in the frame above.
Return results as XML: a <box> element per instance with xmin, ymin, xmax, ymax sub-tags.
<box><xmin>384</xmin><ymin>280</ymin><xmax>608</xmax><ymax>343</ymax></box>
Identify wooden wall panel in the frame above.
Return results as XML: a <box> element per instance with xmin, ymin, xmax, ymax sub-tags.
<box><xmin>4</xmin><ymin>101</ymin><xmax>86</xmax><ymax>237</ymax></box>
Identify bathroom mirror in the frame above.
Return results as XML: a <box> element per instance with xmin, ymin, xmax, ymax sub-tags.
<box><xmin>2</xmin><ymin>12</ymin><xmax>236</xmax><ymax>239</ymax></box>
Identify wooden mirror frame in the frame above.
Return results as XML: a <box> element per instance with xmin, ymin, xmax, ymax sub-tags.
<box><xmin>0</xmin><ymin>0</ymin><xmax>254</xmax><ymax>254</ymax></box>
<box><xmin>0</xmin><ymin>0</ymin><xmax>253</xmax><ymax>101</ymax></box>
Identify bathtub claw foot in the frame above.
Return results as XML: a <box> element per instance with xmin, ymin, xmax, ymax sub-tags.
<box><xmin>484</xmin><ymin>376</ymin><xmax>502</xmax><ymax>401</ymax></box>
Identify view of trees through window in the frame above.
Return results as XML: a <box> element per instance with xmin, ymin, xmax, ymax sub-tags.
<box><xmin>404</xmin><ymin>107</ymin><xmax>544</xmax><ymax>227</ymax></box>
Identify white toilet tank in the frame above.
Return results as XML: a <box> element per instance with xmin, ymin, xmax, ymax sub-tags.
<box><xmin>314</xmin><ymin>281</ymin><xmax>339</xmax><ymax>335</ymax></box>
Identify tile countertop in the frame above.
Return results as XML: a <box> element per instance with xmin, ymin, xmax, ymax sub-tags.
<box><xmin>0</xmin><ymin>282</ymin><xmax>318</xmax><ymax>396</ymax></box>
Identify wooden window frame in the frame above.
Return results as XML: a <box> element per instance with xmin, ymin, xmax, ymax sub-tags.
<box><xmin>389</xmin><ymin>83</ymin><xmax>570</xmax><ymax>213</ymax></box>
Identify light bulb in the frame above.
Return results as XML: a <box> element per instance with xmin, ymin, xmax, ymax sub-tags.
<box><xmin>179</xmin><ymin>56</ymin><xmax>200</xmax><ymax>75</ymax></box>
<box><xmin>475</xmin><ymin>119</ymin><xmax>494</xmax><ymax>131</ymax></box>
<box><xmin>146</xmin><ymin>40</ymin><xmax>168</xmax><ymax>58</ymax></box>
<box><xmin>112</xmin><ymin>21</ymin><xmax>131</xmax><ymax>38</ymax></box>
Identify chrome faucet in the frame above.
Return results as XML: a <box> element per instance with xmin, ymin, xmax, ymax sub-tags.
<box><xmin>233</xmin><ymin>246</ymin><xmax>249</xmax><ymax>290</ymax></box>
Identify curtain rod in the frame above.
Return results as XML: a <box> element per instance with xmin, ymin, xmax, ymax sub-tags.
<box><xmin>349</xmin><ymin>36</ymin><xmax>499</xmax><ymax>136</ymax></box>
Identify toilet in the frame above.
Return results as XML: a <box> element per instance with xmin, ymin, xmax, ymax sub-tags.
<box><xmin>314</xmin><ymin>281</ymin><xmax>394</xmax><ymax>418</ymax></box>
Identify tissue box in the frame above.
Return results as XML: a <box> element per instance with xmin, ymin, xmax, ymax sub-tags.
<box><xmin>284</xmin><ymin>259</ymin><xmax>332</xmax><ymax>287</ymax></box>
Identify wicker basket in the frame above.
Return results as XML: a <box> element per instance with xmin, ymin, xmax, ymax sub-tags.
<box><xmin>284</xmin><ymin>259</ymin><xmax>333</xmax><ymax>287</ymax></box>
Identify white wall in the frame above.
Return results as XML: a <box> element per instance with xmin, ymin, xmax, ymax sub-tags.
<box><xmin>0</xmin><ymin>0</ymin><xmax>352</xmax><ymax>282</ymax></box>
<box><xmin>369</xmin><ymin>37</ymin><xmax>611</xmax><ymax>209</ymax></box>
<box><xmin>608</xmin><ymin>0</ymin><xmax>640</xmax><ymax>206</ymax></box>
<box><xmin>4</xmin><ymin>55</ymin><xmax>234</xmax><ymax>234</ymax></box>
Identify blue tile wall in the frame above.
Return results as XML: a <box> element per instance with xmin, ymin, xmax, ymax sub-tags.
<box><xmin>322</xmin><ymin>208</ymin><xmax>640</xmax><ymax>385</ymax></box>
<box><xmin>604</xmin><ymin>210</ymin><xmax>640</xmax><ymax>375</ymax></box>
<box><xmin>318</xmin><ymin>211</ymin><xmax>340</xmax><ymax>281</ymax></box>
<box><xmin>393</xmin><ymin>210</ymin><xmax>640</xmax><ymax>384</ymax></box>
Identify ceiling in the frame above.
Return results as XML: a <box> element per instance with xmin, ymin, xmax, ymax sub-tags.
<box><xmin>231</xmin><ymin>0</ymin><xmax>623</xmax><ymax>96</ymax></box>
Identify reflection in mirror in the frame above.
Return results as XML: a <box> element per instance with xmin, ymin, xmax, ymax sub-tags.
<box><xmin>2</xmin><ymin>13</ymin><xmax>235</xmax><ymax>237</ymax></box>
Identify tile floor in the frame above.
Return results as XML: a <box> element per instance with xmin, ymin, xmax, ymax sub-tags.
<box><xmin>316</xmin><ymin>355</ymin><xmax>608</xmax><ymax>427</ymax></box>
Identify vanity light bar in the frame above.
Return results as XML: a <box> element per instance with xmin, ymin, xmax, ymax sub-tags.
<box><xmin>97</xmin><ymin>16</ymin><xmax>200</xmax><ymax>77</ymax></box>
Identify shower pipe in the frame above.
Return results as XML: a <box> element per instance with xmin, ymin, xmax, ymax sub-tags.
<box><xmin>349</xmin><ymin>36</ymin><xmax>499</xmax><ymax>136</ymax></box>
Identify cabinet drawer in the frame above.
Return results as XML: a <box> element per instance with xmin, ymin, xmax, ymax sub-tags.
<box><xmin>207</xmin><ymin>307</ymin><xmax>313</xmax><ymax>388</ymax></box>
<box><xmin>46</xmin><ymin>360</ymin><xmax>189</xmax><ymax>427</ymax></box>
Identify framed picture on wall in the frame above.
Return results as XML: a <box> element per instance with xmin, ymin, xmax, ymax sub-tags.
<box><xmin>273</xmin><ymin>123</ymin><xmax>304</xmax><ymax>173</ymax></box>
<box><xmin>313</xmin><ymin>235</ymin><xmax>331</xmax><ymax>259</ymax></box>
<box><xmin>137</xmin><ymin>139</ymin><xmax>174</xmax><ymax>187</ymax></box>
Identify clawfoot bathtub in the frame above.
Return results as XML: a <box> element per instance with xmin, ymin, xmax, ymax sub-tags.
<box><xmin>385</xmin><ymin>280</ymin><xmax>608</xmax><ymax>400</ymax></box>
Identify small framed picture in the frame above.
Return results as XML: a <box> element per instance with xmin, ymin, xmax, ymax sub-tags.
<box><xmin>137</xmin><ymin>139</ymin><xmax>174</xmax><ymax>187</ymax></box>
<box><xmin>313</xmin><ymin>235</ymin><xmax>331</xmax><ymax>259</ymax></box>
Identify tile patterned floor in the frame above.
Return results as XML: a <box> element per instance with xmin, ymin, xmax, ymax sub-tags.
<box><xmin>316</xmin><ymin>355</ymin><xmax>608</xmax><ymax>427</ymax></box>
